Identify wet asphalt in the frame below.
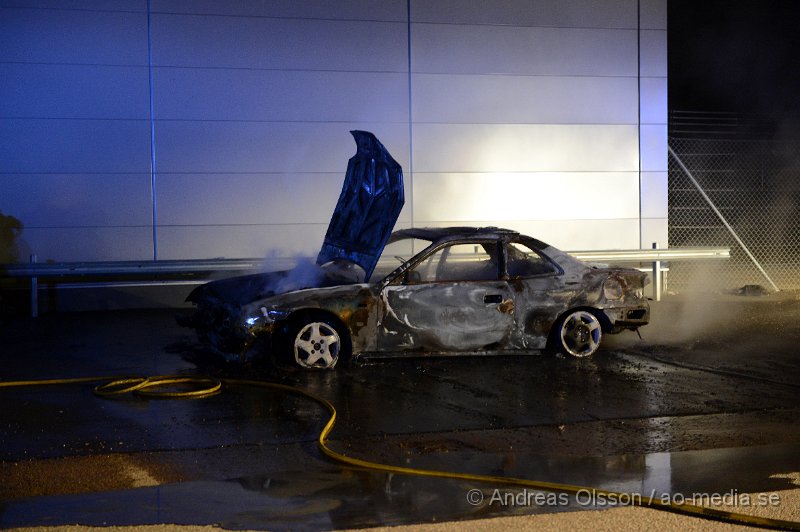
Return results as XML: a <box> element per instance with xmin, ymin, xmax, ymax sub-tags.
<box><xmin>0</xmin><ymin>294</ymin><xmax>799</xmax><ymax>530</ymax></box>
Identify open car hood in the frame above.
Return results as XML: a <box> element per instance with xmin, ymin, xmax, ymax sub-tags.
<box><xmin>316</xmin><ymin>130</ymin><xmax>404</xmax><ymax>280</ymax></box>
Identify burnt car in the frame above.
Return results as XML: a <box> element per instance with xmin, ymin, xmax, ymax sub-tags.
<box><xmin>183</xmin><ymin>131</ymin><xmax>649</xmax><ymax>368</ymax></box>
<box><xmin>185</xmin><ymin>227</ymin><xmax>649</xmax><ymax>368</ymax></box>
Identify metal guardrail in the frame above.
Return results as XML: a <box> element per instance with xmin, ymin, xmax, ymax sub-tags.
<box><xmin>571</xmin><ymin>247</ymin><xmax>731</xmax><ymax>302</ymax></box>
<box><xmin>1</xmin><ymin>248</ymin><xmax>731</xmax><ymax>278</ymax></box>
<box><xmin>569</xmin><ymin>248</ymin><xmax>731</xmax><ymax>263</ymax></box>
<box><xmin>1</xmin><ymin>247</ymin><xmax>730</xmax><ymax>317</ymax></box>
<box><xmin>0</xmin><ymin>257</ymin><xmax>272</xmax><ymax>318</ymax></box>
<box><xmin>1</xmin><ymin>258</ymin><xmax>269</xmax><ymax>278</ymax></box>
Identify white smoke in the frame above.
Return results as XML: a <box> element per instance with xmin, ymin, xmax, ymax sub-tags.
<box><xmin>272</xmin><ymin>256</ymin><xmax>326</xmax><ymax>294</ymax></box>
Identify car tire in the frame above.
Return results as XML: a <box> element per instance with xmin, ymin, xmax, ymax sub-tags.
<box><xmin>553</xmin><ymin>310</ymin><xmax>603</xmax><ymax>358</ymax></box>
<box><xmin>286</xmin><ymin>315</ymin><xmax>351</xmax><ymax>370</ymax></box>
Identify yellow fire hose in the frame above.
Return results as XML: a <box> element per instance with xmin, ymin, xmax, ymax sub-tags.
<box><xmin>1</xmin><ymin>375</ymin><xmax>798</xmax><ymax>530</ymax></box>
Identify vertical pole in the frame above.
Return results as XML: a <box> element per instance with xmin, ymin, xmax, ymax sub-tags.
<box><xmin>406</xmin><ymin>0</ymin><xmax>414</xmax><ymax>249</ymax></box>
<box><xmin>147</xmin><ymin>0</ymin><xmax>158</xmax><ymax>260</ymax></box>
<box><xmin>30</xmin><ymin>254</ymin><xmax>38</xmax><ymax>318</ymax></box>
<box><xmin>651</xmin><ymin>242</ymin><xmax>661</xmax><ymax>302</ymax></box>
<box><xmin>636</xmin><ymin>0</ymin><xmax>642</xmax><ymax>249</ymax></box>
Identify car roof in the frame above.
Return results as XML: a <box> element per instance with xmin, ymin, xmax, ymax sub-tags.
<box><xmin>388</xmin><ymin>226</ymin><xmax>519</xmax><ymax>244</ymax></box>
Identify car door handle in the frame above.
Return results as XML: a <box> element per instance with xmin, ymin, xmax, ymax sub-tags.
<box><xmin>484</xmin><ymin>294</ymin><xmax>503</xmax><ymax>304</ymax></box>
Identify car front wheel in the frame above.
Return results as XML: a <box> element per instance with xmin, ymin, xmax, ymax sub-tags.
<box><xmin>290</xmin><ymin>317</ymin><xmax>349</xmax><ymax>369</ymax></box>
<box><xmin>557</xmin><ymin>310</ymin><xmax>602</xmax><ymax>357</ymax></box>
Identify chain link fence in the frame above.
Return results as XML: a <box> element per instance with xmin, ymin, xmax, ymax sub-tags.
<box><xmin>668</xmin><ymin>137</ymin><xmax>800</xmax><ymax>293</ymax></box>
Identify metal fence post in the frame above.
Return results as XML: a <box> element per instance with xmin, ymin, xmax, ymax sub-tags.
<box><xmin>30</xmin><ymin>254</ymin><xmax>38</xmax><ymax>318</ymax></box>
<box><xmin>651</xmin><ymin>243</ymin><xmax>662</xmax><ymax>301</ymax></box>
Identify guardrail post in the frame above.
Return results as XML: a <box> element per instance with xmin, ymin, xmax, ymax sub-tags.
<box><xmin>30</xmin><ymin>254</ymin><xmax>38</xmax><ymax>318</ymax></box>
<box><xmin>651</xmin><ymin>243</ymin><xmax>662</xmax><ymax>302</ymax></box>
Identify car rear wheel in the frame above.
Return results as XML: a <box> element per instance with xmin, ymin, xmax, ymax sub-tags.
<box><xmin>557</xmin><ymin>310</ymin><xmax>602</xmax><ymax>357</ymax></box>
<box><xmin>290</xmin><ymin>317</ymin><xmax>349</xmax><ymax>369</ymax></box>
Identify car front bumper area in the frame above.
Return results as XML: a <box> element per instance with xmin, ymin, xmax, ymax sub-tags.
<box><xmin>189</xmin><ymin>302</ymin><xmax>274</xmax><ymax>361</ymax></box>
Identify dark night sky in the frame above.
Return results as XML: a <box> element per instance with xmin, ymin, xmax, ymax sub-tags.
<box><xmin>668</xmin><ymin>0</ymin><xmax>800</xmax><ymax>120</ymax></box>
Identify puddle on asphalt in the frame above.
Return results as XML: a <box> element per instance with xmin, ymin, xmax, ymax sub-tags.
<box><xmin>2</xmin><ymin>443</ymin><xmax>797</xmax><ymax>530</ymax></box>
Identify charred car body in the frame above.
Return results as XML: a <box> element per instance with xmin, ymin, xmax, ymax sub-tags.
<box><xmin>183</xmin><ymin>131</ymin><xmax>649</xmax><ymax>368</ymax></box>
<box><xmin>186</xmin><ymin>227</ymin><xmax>649</xmax><ymax>367</ymax></box>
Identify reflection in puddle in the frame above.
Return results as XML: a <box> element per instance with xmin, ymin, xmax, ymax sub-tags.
<box><xmin>2</xmin><ymin>443</ymin><xmax>797</xmax><ymax>530</ymax></box>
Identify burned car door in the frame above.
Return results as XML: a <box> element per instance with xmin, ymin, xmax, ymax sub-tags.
<box><xmin>505</xmin><ymin>240</ymin><xmax>570</xmax><ymax>349</ymax></box>
<box><xmin>378</xmin><ymin>241</ymin><xmax>515</xmax><ymax>353</ymax></box>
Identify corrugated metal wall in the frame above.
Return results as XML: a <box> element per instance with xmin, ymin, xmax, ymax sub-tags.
<box><xmin>0</xmin><ymin>0</ymin><xmax>667</xmax><ymax>262</ymax></box>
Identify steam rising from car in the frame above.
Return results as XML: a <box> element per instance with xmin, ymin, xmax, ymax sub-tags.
<box><xmin>271</xmin><ymin>256</ymin><xmax>326</xmax><ymax>294</ymax></box>
<box><xmin>258</xmin><ymin>254</ymin><xmax>366</xmax><ymax>297</ymax></box>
